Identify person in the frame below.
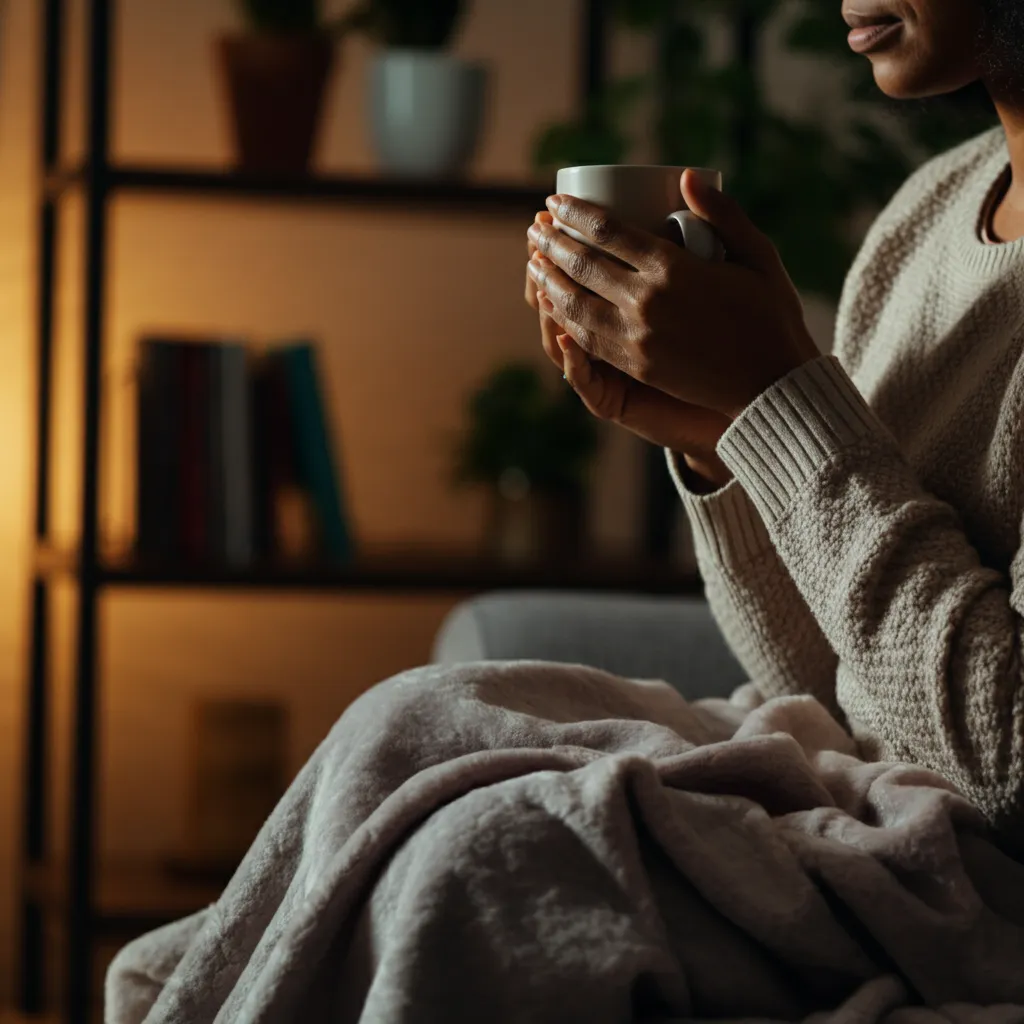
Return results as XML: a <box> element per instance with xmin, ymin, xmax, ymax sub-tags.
<box><xmin>526</xmin><ymin>0</ymin><xmax>1024</xmax><ymax>848</ymax></box>
<box><xmin>107</xmin><ymin>3</ymin><xmax>1024</xmax><ymax>1020</ymax></box>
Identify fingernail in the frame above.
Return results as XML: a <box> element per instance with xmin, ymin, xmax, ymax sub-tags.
<box><xmin>556</xmin><ymin>334</ymin><xmax>570</xmax><ymax>353</ymax></box>
<box><xmin>545</xmin><ymin>194</ymin><xmax>563</xmax><ymax>210</ymax></box>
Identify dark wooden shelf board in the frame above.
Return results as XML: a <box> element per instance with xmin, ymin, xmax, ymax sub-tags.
<box><xmin>34</xmin><ymin>543</ymin><xmax>703</xmax><ymax>596</ymax></box>
<box><xmin>44</xmin><ymin>164</ymin><xmax>554</xmax><ymax>215</ymax></box>
<box><xmin>25</xmin><ymin>861</ymin><xmax>225</xmax><ymax>935</ymax></box>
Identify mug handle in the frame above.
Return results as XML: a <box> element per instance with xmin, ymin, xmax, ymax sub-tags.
<box><xmin>666</xmin><ymin>210</ymin><xmax>726</xmax><ymax>263</ymax></box>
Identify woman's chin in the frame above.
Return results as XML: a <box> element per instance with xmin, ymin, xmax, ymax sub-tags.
<box><xmin>869</xmin><ymin>53</ymin><xmax>985</xmax><ymax>103</ymax></box>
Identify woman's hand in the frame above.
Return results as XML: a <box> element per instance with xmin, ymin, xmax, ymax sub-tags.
<box><xmin>526</xmin><ymin>169</ymin><xmax>821</xmax><ymax>421</ymax></box>
<box><xmin>526</xmin><ymin>211</ymin><xmax>734</xmax><ymax>490</ymax></box>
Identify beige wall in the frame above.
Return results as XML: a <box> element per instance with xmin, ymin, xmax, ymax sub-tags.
<box><xmin>0</xmin><ymin>0</ymin><xmax>841</xmax><ymax>1001</ymax></box>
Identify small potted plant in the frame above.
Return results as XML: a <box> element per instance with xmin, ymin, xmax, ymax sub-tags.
<box><xmin>344</xmin><ymin>0</ymin><xmax>488</xmax><ymax>178</ymax></box>
<box><xmin>217</xmin><ymin>0</ymin><xmax>346</xmax><ymax>175</ymax></box>
<box><xmin>452</xmin><ymin>362</ymin><xmax>601</xmax><ymax>563</ymax></box>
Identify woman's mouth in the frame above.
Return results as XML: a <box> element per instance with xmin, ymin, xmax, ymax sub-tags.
<box><xmin>847</xmin><ymin>17</ymin><xmax>903</xmax><ymax>54</ymax></box>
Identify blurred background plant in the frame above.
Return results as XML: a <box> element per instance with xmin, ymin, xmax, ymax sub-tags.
<box><xmin>532</xmin><ymin>0</ymin><xmax>1000</xmax><ymax>304</ymax></box>
<box><xmin>337</xmin><ymin>0</ymin><xmax>466</xmax><ymax>48</ymax></box>
<box><xmin>452</xmin><ymin>362</ymin><xmax>601</xmax><ymax>496</ymax></box>
<box><xmin>451</xmin><ymin>362</ymin><xmax>603</xmax><ymax>561</ymax></box>
<box><xmin>235</xmin><ymin>0</ymin><xmax>328</xmax><ymax>34</ymax></box>
<box><xmin>238</xmin><ymin>0</ymin><xmax>467</xmax><ymax>47</ymax></box>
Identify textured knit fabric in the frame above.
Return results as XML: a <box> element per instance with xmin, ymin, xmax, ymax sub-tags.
<box><xmin>666</xmin><ymin>122</ymin><xmax>1024</xmax><ymax>850</ymax></box>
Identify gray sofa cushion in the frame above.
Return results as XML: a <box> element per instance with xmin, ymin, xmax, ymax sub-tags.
<box><xmin>431</xmin><ymin>590</ymin><xmax>748</xmax><ymax>702</ymax></box>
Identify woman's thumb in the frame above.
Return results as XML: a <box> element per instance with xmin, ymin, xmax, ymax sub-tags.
<box><xmin>680</xmin><ymin>168</ymin><xmax>778</xmax><ymax>273</ymax></box>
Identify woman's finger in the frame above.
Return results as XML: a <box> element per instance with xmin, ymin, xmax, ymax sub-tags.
<box><xmin>528</xmin><ymin>219</ymin><xmax>637</xmax><ymax>306</ymax></box>
<box><xmin>561</xmin><ymin>332</ymin><xmax>721</xmax><ymax>453</ymax></box>
<box><xmin>528</xmin><ymin>253</ymin><xmax>622</xmax><ymax>339</ymax></box>
<box><xmin>545</xmin><ymin>194</ymin><xmax>673</xmax><ymax>273</ymax></box>
<box><xmin>559</xmin><ymin>334</ymin><xmax>617</xmax><ymax>421</ymax></box>
<box><xmin>538</xmin><ymin>296</ymin><xmax>563</xmax><ymax>370</ymax></box>
<box><xmin>525</xmin><ymin>211</ymin><xmax>555</xmax><ymax>309</ymax></box>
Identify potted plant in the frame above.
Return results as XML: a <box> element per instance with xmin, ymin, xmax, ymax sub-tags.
<box><xmin>343</xmin><ymin>0</ymin><xmax>488</xmax><ymax>178</ymax></box>
<box><xmin>452</xmin><ymin>362</ymin><xmax>601</xmax><ymax>563</ymax></box>
<box><xmin>217</xmin><ymin>0</ymin><xmax>347</xmax><ymax>175</ymax></box>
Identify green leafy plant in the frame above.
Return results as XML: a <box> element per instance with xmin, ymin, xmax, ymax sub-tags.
<box><xmin>236</xmin><ymin>0</ymin><xmax>322</xmax><ymax>33</ymax></box>
<box><xmin>452</xmin><ymin>362</ymin><xmax>602</xmax><ymax>495</ymax></box>
<box><xmin>533</xmin><ymin>0</ymin><xmax>999</xmax><ymax>303</ymax></box>
<box><xmin>337</xmin><ymin>0</ymin><xmax>466</xmax><ymax>48</ymax></box>
<box><xmin>236</xmin><ymin>0</ymin><xmax>466</xmax><ymax>47</ymax></box>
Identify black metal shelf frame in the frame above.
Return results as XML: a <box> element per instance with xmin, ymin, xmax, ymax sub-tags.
<box><xmin>44</xmin><ymin>164</ymin><xmax>554</xmax><ymax>211</ymax></box>
<box><xmin>19</xmin><ymin>2</ymin><xmax>613</xmax><ymax>1020</ymax></box>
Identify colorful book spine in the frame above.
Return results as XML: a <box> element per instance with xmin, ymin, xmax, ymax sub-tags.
<box><xmin>249</xmin><ymin>354</ymin><xmax>274</xmax><ymax>561</ymax></box>
<box><xmin>262</xmin><ymin>351</ymin><xmax>301</xmax><ymax>558</ymax></box>
<box><xmin>179</xmin><ymin>342</ymin><xmax>212</xmax><ymax>563</ymax></box>
<box><xmin>136</xmin><ymin>338</ymin><xmax>180</xmax><ymax>560</ymax></box>
<box><xmin>220</xmin><ymin>343</ymin><xmax>254</xmax><ymax>566</ymax></box>
<box><xmin>206</xmin><ymin>345</ymin><xmax>227</xmax><ymax>562</ymax></box>
<box><xmin>279</xmin><ymin>342</ymin><xmax>354</xmax><ymax>563</ymax></box>
<box><xmin>136</xmin><ymin>336</ymin><xmax>350</xmax><ymax>567</ymax></box>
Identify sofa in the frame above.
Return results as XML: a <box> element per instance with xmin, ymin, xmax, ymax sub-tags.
<box><xmin>431</xmin><ymin>590</ymin><xmax>748</xmax><ymax>702</ymax></box>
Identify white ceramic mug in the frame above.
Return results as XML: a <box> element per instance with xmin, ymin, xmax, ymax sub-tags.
<box><xmin>553</xmin><ymin>165</ymin><xmax>726</xmax><ymax>264</ymax></box>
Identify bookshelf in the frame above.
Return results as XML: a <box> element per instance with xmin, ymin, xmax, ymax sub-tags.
<box><xmin>44</xmin><ymin>163</ymin><xmax>555</xmax><ymax>211</ymax></box>
<box><xmin>35</xmin><ymin>542</ymin><xmax>703</xmax><ymax>594</ymax></box>
<box><xmin>21</xmin><ymin>1</ymin><xmax>698</xmax><ymax>1021</ymax></box>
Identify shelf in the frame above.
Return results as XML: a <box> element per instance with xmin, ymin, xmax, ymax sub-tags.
<box><xmin>35</xmin><ymin>543</ymin><xmax>704</xmax><ymax>595</ymax></box>
<box><xmin>25</xmin><ymin>861</ymin><xmax>225</xmax><ymax>935</ymax></box>
<box><xmin>43</xmin><ymin>163</ymin><xmax>554</xmax><ymax>215</ymax></box>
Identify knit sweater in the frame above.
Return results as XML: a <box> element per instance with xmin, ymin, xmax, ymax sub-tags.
<box><xmin>667</xmin><ymin>123</ymin><xmax>1024</xmax><ymax>849</ymax></box>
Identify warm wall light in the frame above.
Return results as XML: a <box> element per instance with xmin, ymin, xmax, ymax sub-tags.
<box><xmin>0</xmin><ymin>0</ymin><xmax>36</xmax><ymax>571</ymax></box>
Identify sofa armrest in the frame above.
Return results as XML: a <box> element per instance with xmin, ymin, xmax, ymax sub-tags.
<box><xmin>431</xmin><ymin>590</ymin><xmax>748</xmax><ymax>702</ymax></box>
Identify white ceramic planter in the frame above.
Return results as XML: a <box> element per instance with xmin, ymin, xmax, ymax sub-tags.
<box><xmin>369</xmin><ymin>49</ymin><xmax>488</xmax><ymax>178</ymax></box>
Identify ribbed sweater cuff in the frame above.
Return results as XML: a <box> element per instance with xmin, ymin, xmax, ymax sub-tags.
<box><xmin>664</xmin><ymin>448</ymin><xmax>773</xmax><ymax>571</ymax></box>
<box><xmin>716</xmin><ymin>354</ymin><xmax>885</xmax><ymax>528</ymax></box>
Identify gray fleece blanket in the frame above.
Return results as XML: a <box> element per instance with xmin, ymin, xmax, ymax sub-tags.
<box><xmin>106</xmin><ymin>661</ymin><xmax>1024</xmax><ymax>1023</ymax></box>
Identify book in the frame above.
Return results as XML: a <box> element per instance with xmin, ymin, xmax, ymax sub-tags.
<box><xmin>206</xmin><ymin>345</ymin><xmax>226</xmax><ymax>562</ymax></box>
<box><xmin>249</xmin><ymin>353</ymin><xmax>274</xmax><ymax>561</ymax></box>
<box><xmin>136</xmin><ymin>336</ymin><xmax>351</xmax><ymax>567</ymax></box>
<box><xmin>221</xmin><ymin>343</ymin><xmax>254</xmax><ymax>567</ymax></box>
<box><xmin>208</xmin><ymin>342</ymin><xmax>254</xmax><ymax>566</ymax></box>
<box><xmin>277</xmin><ymin>342</ymin><xmax>354</xmax><ymax>563</ymax></box>
<box><xmin>179</xmin><ymin>342</ymin><xmax>213</xmax><ymax>563</ymax></box>
<box><xmin>136</xmin><ymin>338</ymin><xmax>181</xmax><ymax>560</ymax></box>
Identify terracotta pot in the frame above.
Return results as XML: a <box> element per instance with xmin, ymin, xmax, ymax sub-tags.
<box><xmin>217</xmin><ymin>33</ymin><xmax>336</xmax><ymax>175</ymax></box>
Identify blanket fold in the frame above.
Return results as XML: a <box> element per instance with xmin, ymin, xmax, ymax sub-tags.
<box><xmin>106</xmin><ymin>662</ymin><xmax>1024</xmax><ymax>1023</ymax></box>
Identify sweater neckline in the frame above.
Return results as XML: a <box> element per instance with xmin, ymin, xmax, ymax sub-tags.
<box><xmin>958</xmin><ymin>130</ymin><xmax>1024</xmax><ymax>276</ymax></box>
<box><xmin>980</xmin><ymin>163</ymin><xmax>1011</xmax><ymax>244</ymax></box>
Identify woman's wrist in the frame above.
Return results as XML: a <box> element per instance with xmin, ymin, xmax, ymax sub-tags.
<box><xmin>679</xmin><ymin>452</ymin><xmax>733</xmax><ymax>495</ymax></box>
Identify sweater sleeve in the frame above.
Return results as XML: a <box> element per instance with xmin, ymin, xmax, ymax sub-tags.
<box><xmin>665</xmin><ymin>449</ymin><xmax>842</xmax><ymax>719</ymax></box>
<box><xmin>715</xmin><ymin>352</ymin><xmax>1024</xmax><ymax>837</ymax></box>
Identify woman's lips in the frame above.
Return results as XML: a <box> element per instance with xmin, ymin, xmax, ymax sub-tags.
<box><xmin>847</xmin><ymin>19</ymin><xmax>903</xmax><ymax>53</ymax></box>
